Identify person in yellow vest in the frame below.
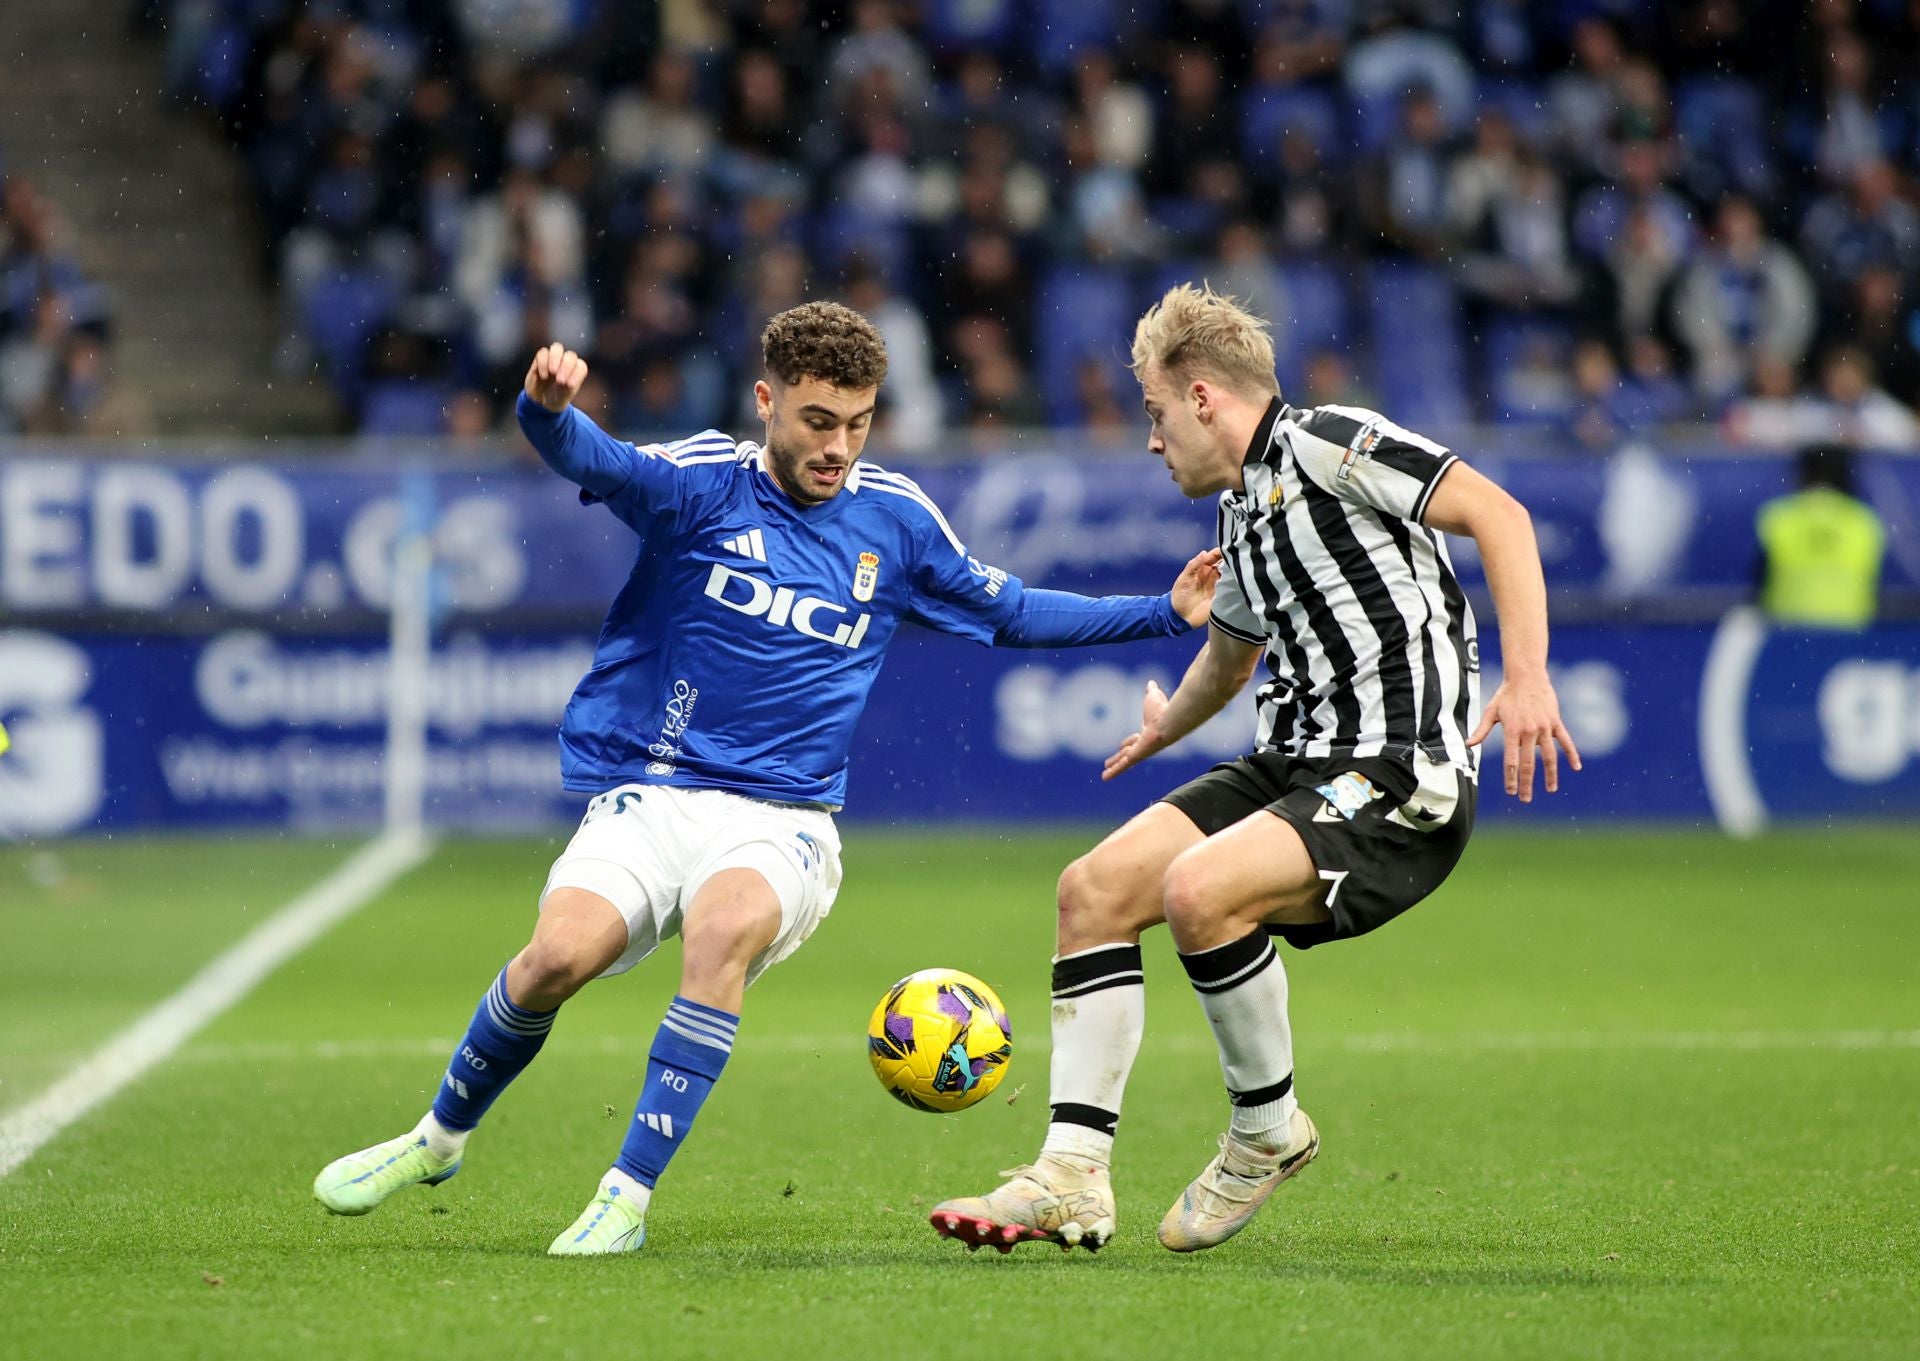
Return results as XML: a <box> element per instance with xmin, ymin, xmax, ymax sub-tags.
<box><xmin>1756</xmin><ymin>443</ymin><xmax>1886</xmax><ymax>629</ymax></box>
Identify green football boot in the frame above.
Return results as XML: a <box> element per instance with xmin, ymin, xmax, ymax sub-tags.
<box><xmin>313</xmin><ymin>1128</ymin><xmax>461</xmax><ymax>1216</ymax></box>
<box><xmin>547</xmin><ymin>1177</ymin><xmax>649</xmax><ymax>1256</ymax></box>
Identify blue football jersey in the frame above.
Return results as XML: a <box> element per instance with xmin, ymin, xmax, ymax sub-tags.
<box><xmin>519</xmin><ymin>397</ymin><xmax>1185</xmax><ymax>808</ymax></box>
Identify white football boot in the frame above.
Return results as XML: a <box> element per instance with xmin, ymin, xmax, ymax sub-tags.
<box><xmin>1158</xmin><ymin>1107</ymin><xmax>1319</xmax><ymax>1252</ymax></box>
<box><xmin>930</xmin><ymin>1155</ymin><xmax>1116</xmax><ymax>1253</ymax></box>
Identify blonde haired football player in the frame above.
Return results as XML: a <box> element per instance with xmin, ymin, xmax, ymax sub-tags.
<box><xmin>934</xmin><ymin>284</ymin><xmax>1580</xmax><ymax>1254</ymax></box>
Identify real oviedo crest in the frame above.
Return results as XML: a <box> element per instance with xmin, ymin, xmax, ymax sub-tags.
<box><xmin>853</xmin><ymin>551</ymin><xmax>880</xmax><ymax>602</ymax></box>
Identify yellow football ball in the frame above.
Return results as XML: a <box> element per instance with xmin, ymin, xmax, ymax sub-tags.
<box><xmin>866</xmin><ymin>968</ymin><xmax>1013</xmax><ymax>1113</ymax></box>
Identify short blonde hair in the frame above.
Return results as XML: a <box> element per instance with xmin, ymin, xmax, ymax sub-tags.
<box><xmin>1129</xmin><ymin>283</ymin><xmax>1278</xmax><ymax>400</ymax></box>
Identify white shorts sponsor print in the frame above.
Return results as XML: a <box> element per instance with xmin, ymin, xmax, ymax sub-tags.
<box><xmin>541</xmin><ymin>784</ymin><xmax>843</xmax><ymax>986</ymax></box>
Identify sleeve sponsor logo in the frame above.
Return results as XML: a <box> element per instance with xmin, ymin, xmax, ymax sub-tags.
<box><xmin>966</xmin><ymin>556</ymin><xmax>1008</xmax><ymax>598</ymax></box>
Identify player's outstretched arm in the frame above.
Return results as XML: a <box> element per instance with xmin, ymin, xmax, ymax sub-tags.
<box><xmin>1424</xmin><ymin>462</ymin><xmax>1582</xmax><ymax>802</ymax></box>
<box><xmin>1102</xmin><ymin>626</ymin><xmax>1261</xmax><ymax>781</ymax></box>
<box><xmin>515</xmin><ymin>342</ymin><xmax>638</xmax><ymax>500</ymax></box>
<box><xmin>991</xmin><ymin>550</ymin><xmax>1221</xmax><ymax>648</ymax></box>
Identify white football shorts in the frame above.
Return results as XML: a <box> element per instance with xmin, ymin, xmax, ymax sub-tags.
<box><xmin>540</xmin><ymin>783</ymin><xmax>843</xmax><ymax>986</ymax></box>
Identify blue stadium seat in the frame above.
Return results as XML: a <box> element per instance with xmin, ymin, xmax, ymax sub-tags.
<box><xmin>1475</xmin><ymin>78</ymin><xmax>1546</xmax><ymax>135</ymax></box>
<box><xmin>810</xmin><ymin>205</ymin><xmax>911</xmax><ymax>286</ymax></box>
<box><xmin>1366</xmin><ymin>262</ymin><xmax>1470</xmax><ymax>428</ymax></box>
<box><xmin>1239</xmin><ymin>84</ymin><xmax>1343</xmax><ymax>173</ymax></box>
<box><xmin>1675</xmin><ymin>76</ymin><xmax>1776</xmax><ymax>198</ymax></box>
<box><xmin>924</xmin><ymin>0</ymin><xmax>1020</xmax><ymax>53</ymax></box>
<box><xmin>360</xmin><ymin>380</ymin><xmax>452</xmax><ymax>437</ymax></box>
<box><xmin>1035</xmin><ymin>264</ymin><xmax>1136</xmax><ymax>425</ymax></box>
<box><xmin>303</xmin><ymin>269</ymin><xmax>398</xmax><ymax>394</ymax></box>
<box><xmin>1027</xmin><ymin>0</ymin><xmax>1162</xmax><ymax>75</ymax></box>
<box><xmin>1280</xmin><ymin>260</ymin><xmax>1349</xmax><ymax>354</ymax></box>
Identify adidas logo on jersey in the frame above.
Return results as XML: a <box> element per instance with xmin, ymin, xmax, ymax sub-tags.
<box><xmin>636</xmin><ymin>1112</ymin><xmax>676</xmax><ymax>1139</ymax></box>
<box><xmin>722</xmin><ymin>529</ymin><xmax>769</xmax><ymax>562</ymax></box>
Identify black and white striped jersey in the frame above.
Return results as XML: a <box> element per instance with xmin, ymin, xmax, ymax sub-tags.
<box><xmin>1209</xmin><ymin>398</ymin><xmax>1481</xmax><ymax>775</ymax></box>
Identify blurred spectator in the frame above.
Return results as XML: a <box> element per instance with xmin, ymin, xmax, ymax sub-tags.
<box><xmin>723</xmin><ymin>50</ymin><xmax>804</xmax><ymax>166</ymax></box>
<box><xmin>937</xmin><ymin>229</ymin><xmax>1032</xmax><ymax>364</ymax></box>
<box><xmin>455</xmin><ymin>167</ymin><xmax>585</xmax><ymax>322</ymax></box>
<box><xmin>842</xmin><ymin>261</ymin><xmax>943</xmax><ymax>452</ymax></box>
<box><xmin>1071</xmin><ymin>50</ymin><xmax>1152</xmax><ymax>173</ymax></box>
<box><xmin>1345</xmin><ymin>13</ymin><xmax>1477</xmax><ymax>137</ymax></box>
<box><xmin>953</xmin><ymin>318</ymin><xmax>1043</xmax><ymax>430</ymax></box>
<box><xmin>1672</xmin><ymin>195</ymin><xmax>1818</xmax><ymax>400</ymax></box>
<box><xmin>1828</xmin><ymin>265</ymin><xmax>1920</xmax><ymax>409</ymax></box>
<box><xmin>1205</xmin><ymin>221</ymin><xmax>1289</xmax><ymax>336</ymax></box>
<box><xmin>1252</xmin><ymin>0</ymin><xmax>1348</xmax><ymax>84</ymax></box>
<box><xmin>602</xmin><ymin>53</ymin><xmax>715</xmax><ymax>179</ymax></box>
<box><xmin>0</xmin><ymin>173</ymin><xmax>114</xmax><ymax>433</ymax></box>
<box><xmin>832</xmin><ymin>0</ymin><xmax>932</xmax><ymax>111</ymax></box>
<box><xmin>1621</xmin><ymin>336</ymin><xmax>1697</xmax><ymax>424</ymax></box>
<box><xmin>1060</xmin><ymin>116</ymin><xmax>1160</xmax><ymax>262</ymax></box>
<box><xmin>1452</xmin><ymin>138</ymin><xmax>1581</xmax><ymax>312</ymax></box>
<box><xmin>1756</xmin><ymin>443</ymin><xmax>1886</xmax><ymax>628</ymax></box>
<box><xmin>1596</xmin><ymin>203</ymin><xmax>1686</xmax><ymax>349</ymax></box>
<box><xmin>1298</xmin><ymin>347</ymin><xmax>1377</xmax><ymax>409</ymax></box>
<box><xmin>1548</xmin><ymin>17</ymin><xmax>1630</xmax><ymax>173</ymax></box>
<box><xmin>1073</xmin><ymin>357</ymin><xmax>1132</xmax><ymax>442</ymax></box>
<box><xmin>1726</xmin><ymin>347</ymin><xmax>1920</xmax><ymax>447</ymax></box>
<box><xmin>1562</xmin><ymin>338</ymin><xmax>1694</xmax><ymax>450</ymax></box>
<box><xmin>1268</xmin><ymin>126</ymin><xmax>1351</xmax><ymax>257</ymax></box>
<box><xmin>1815</xmin><ymin>345</ymin><xmax>1920</xmax><ymax>446</ymax></box>
<box><xmin>1147</xmin><ymin>48</ymin><xmax>1235</xmax><ymax>202</ymax></box>
<box><xmin>1801</xmin><ymin>159</ymin><xmax>1920</xmax><ymax>298</ymax></box>
<box><xmin>1361</xmin><ymin>85</ymin><xmax>1457</xmax><ymax>258</ymax></box>
<box><xmin>1723</xmin><ymin>356</ymin><xmax>1830</xmax><ymax>446</ymax></box>
<box><xmin>1789</xmin><ymin>28</ymin><xmax>1901</xmax><ymax>187</ymax></box>
<box><xmin>139</xmin><ymin>0</ymin><xmax>1920</xmax><ymax>440</ymax></box>
<box><xmin>1573</xmin><ymin>138</ymin><xmax>1696</xmax><ymax>265</ymax></box>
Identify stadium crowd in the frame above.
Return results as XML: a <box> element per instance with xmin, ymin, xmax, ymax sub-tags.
<box><xmin>146</xmin><ymin>0</ymin><xmax>1920</xmax><ymax>449</ymax></box>
<box><xmin>0</xmin><ymin>153</ymin><xmax>115</xmax><ymax>434</ymax></box>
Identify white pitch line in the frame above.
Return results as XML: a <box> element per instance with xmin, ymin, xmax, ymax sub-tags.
<box><xmin>0</xmin><ymin>829</ymin><xmax>434</xmax><ymax>1179</ymax></box>
<box><xmin>165</xmin><ymin>1027</ymin><xmax>1920</xmax><ymax>1067</ymax></box>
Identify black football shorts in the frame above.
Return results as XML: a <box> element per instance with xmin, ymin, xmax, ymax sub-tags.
<box><xmin>1160</xmin><ymin>750</ymin><xmax>1476</xmax><ymax>949</ymax></box>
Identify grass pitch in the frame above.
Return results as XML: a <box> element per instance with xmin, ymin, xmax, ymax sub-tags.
<box><xmin>2</xmin><ymin>827</ymin><xmax>1916</xmax><ymax>1359</ymax></box>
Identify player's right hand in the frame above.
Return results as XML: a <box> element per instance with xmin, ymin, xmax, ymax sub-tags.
<box><xmin>525</xmin><ymin>341</ymin><xmax>588</xmax><ymax>413</ymax></box>
<box><xmin>1102</xmin><ymin>680</ymin><xmax>1170</xmax><ymax>781</ymax></box>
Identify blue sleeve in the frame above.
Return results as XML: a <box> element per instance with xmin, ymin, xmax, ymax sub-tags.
<box><xmin>993</xmin><ymin>589</ymin><xmax>1194</xmax><ymax>648</ymax></box>
<box><xmin>517</xmin><ymin>394</ymin><xmax>733</xmax><ymax>527</ymax></box>
<box><xmin>905</xmin><ymin>525</ymin><xmax>1025</xmax><ymax>643</ymax></box>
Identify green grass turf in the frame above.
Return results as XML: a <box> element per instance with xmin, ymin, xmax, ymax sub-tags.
<box><xmin>1</xmin><ymin>827</ymin><xmax>1916</xmax><ymax>1359</ymax></box>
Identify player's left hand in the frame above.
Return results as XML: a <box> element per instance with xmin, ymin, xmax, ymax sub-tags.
<box><xmin>1169</xmin><ymin>548</ymin><xmax>1224</xmax><ymax>628</ymax></box>
<box><xmin>1468</xmin><ymin>673</ymin><xmax>1582</xmax><ymax>803</ymax></box>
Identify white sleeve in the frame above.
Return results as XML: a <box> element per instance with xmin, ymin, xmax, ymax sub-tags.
<box><xmin>1286</xmin><ymin>404</ymin><xmax>1459</xmax><ymax>524</ymax></box>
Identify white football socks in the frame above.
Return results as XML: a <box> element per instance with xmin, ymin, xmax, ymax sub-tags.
<box><xmin>1177</xmin><ymin>930</ymin><xmax>1299</xmax><ymax>1153</ymax></box>
<box><xmin>414</xmin><ymin>1111</ymin><xmax>470</xmax><ymax>1162</ymax></box>
<box><xmin>602</xmin><ymin>1166</ymin><xmax>653</xmax><ymax>1211</ymax></box>
<box><xmin>1040</xmin><ymin>942</ymin><xmax>1146</xmax><ymax>1169</ymax></box>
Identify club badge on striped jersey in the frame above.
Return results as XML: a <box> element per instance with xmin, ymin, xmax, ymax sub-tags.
<box><xmin>1339</xmin><ymin>422</ymin><xmax>1383</xmax><ymax>481</ymax></box>
<box><xmin>852</xmin><ymin>551</ymin><xmax>880</xmax><ymax>602</ymax></box>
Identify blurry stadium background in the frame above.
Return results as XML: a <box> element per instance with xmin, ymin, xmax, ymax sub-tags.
<box><xmin>1</xmin><ymin>3</ymin><xmax>1916</xmax><ymax>1359</ymax></box>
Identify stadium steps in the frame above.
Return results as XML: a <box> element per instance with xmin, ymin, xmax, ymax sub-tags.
<box><xmin>0</xmin><ymin>9</ymin><xmax>341</xmax><ymax>438</ymax></box>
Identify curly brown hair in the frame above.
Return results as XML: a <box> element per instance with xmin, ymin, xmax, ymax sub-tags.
<box><xmin>761</xmin><ymin>301</ymin><xmax>889</xmax><ymax>390</ymax></box>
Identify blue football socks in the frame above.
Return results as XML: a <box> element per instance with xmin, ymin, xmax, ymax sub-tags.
<box><xmin>429</xmin><ymin>968</ymin><xmax>558</xmax><ymax>1133</ymax></box>
<box><xmin>614</xmin><ymin>996</ymin><xmax>739</xmax><ymax>1188</ymax></box>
